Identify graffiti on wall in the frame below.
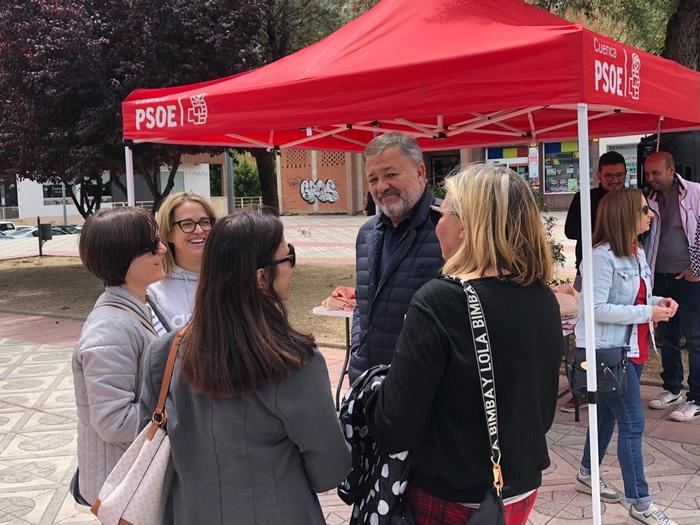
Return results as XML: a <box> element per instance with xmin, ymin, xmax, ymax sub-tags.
<box><xmin>300</xmin><ymin>179</ymin><xmax>339</xmax><ymax>204</ymax></box>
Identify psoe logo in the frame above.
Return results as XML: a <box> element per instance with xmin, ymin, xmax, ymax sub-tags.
<box><xmin>134</xmin><ymin>94</ymin><xmax>208</xmax><ymax>131</ymax></box>
<box><xmin>628</xmin><ymin>53</ymin><xmax>641</xmax><ymax>101</ymax></box>
<box><xmin>592</xmin><ymin>37</ymin><xmax>641</xmax><ymax>101</ymax></box>
<box><xmin>181</xmin><ymin>94</ymin><xmax>208</xmax><ymax>125</ymax></box>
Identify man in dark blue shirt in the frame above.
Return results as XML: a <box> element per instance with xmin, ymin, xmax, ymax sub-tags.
<box><xmin>349</xmin><ymin>133</ymin><xmax>443</xmax><ymax>383</ymax></box>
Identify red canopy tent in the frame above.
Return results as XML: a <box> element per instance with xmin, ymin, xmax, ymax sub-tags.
<box><xmin>122</xmin><ymin>0</ymin><xmax>700</xmax><ymax>152</ymax></box>
<box><xmin>122</xmin><ymin>2</ymin><xmax>700</xmax><ymax>522</ymax></box>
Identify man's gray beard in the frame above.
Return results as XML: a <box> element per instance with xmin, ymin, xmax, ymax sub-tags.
<box><xmin>378</xmin><ymin>199</ymin><xmax>410</xmax><ymax>221</ymax></box>
<box><xmin>378</xmin><ymin>190</ymin><xmax>422</xmax><ymax>222</ymax></box>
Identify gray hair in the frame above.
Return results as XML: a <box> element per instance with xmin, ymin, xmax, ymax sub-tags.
<box><xmin>364</xmin><ymin>132</ymin><xmax>424</xmax><ymax>166</ymax></box>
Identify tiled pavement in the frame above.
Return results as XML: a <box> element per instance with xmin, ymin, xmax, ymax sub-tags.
<box><xmin>0</xmin><ymin>215</ymin><xmax>367</xmax><ymax>264</ymax></box>
<box><xmin>3</xmin><ymin>313</ymin><xmax>700</xmax><ymax>524</ymax></box>
<box><xmin>1</xmin><ymin>213</ymin><xmax>576</xmax><ymax>279</ymax></box>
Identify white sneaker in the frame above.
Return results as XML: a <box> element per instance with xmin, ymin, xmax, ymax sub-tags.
<box><xmin>629</xmin><ymin>502</ymin><xmax>678</xmax><ymax>525</ymax></box>
<box><xmin>575</xmin><ymin>472</ymin><xmax>622</xmax><ymax>502</ymax></box>
<box><xmin>649</xmin><ymin>390</ymin><xmax>684</xmax><ymax>410</ymax></box>
<box><xmin>669</xmin><ymin>400</ymin><xmax>700</xmax><ymax>422</ymax></box>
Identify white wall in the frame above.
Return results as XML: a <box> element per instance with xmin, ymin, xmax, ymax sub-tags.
<box><xmin>16</xmin><ymin>162</ymin><xmax>210</xmax><ymax>221</ymax></box>
<box><xmin>182</xmin><ymin>163</ymin><xmax>211</xmax><ymax>199</ymax></box>
<box><xmin>16</xmin><ymin>178</ymin><xmax>111</xmax><ymax>221</ymax></box>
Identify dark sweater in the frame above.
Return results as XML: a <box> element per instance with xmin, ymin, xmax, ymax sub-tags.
<box><xmin>564</xmin><ymin>187</ymin><xmax>608</xmax><ymax>274</ymax></box>
<box><xmin>364</xmin><ymin>277</ymin><xmax>563</xmax><ymax>502</ymax></box>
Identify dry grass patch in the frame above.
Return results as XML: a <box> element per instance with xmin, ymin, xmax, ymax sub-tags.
<box><xmin>0</xmin><ymin>256</ymin><xmax>354</xmax><ymax>345</ymax></box>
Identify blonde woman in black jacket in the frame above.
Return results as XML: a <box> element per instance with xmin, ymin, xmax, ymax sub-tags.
<box><xmin>365</xmin><ymin>165</ymin><xmax>563</xmax><ymax>525</ymax></box>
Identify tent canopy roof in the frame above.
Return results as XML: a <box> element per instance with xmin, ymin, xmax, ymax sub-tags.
<box><xmin>122</xmin><ymin>0</ymin><xmax>700</xmax><ymax>151</ymax></box>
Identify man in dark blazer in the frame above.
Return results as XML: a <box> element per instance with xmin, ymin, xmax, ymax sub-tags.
<box><xmin>348</xmin><ymin>133</ymin><xmax>444</xmax><ymax>384</ymax></box>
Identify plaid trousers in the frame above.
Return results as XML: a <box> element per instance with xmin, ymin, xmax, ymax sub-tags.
<box><xmin>406</xmin><ymin>486</ymin><xmax>537</xmax><ymax>525</ymax></box>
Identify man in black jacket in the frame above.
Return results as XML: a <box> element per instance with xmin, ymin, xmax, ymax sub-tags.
<box><xmin>348</xmin><ymin>133</ymin><xmax>443</xmax><ymax>384</ymax></box>
<box><xmin>565</xmin><ymin>150</ymin><xmax>627</xmax><ymax>291</ymax></box>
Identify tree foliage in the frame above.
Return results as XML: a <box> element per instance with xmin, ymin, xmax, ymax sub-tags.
<box><xmin>233</xmin><ymin>153</ymin><xmax>262</xmax><ymax>197</ymax></box>
<box><xmin>662</xmin><ymin>0</ymin><xmax>700</xmax><ymax>71</ymax></box>
<box><xmin>0</xmin><ymin>0</ymin><xmax>264</xmax><ymax>216</ymax></box>
<box><xmin>528</xmin><ymin>0</ymin><xmax>679</xmax><ymax>56</ymax></box>
<box><xmin>527</xmin><ymin>0</ymin><xmax>700</xmax><ymax>77</ymax></box>
<box><xmin>248</xmin><ymin>0</ymin><xmax>350</xmax><ymax>212</ymax></box>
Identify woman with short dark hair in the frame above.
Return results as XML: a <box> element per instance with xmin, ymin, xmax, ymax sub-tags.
<box><xmin>72</xmin><ymin>207</ymin><xmax>167</xmax><ymax>504</ymax></box>
<box><xmin>139</xmin><ymin>209</ymin><xmax>351</xmax><ymax>525</ymax></box>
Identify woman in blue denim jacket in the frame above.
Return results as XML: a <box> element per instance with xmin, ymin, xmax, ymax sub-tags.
<box><xmin>574</xmin><ymin>188</ymin><xmax>679</xmax><ymax>525</ymax></box>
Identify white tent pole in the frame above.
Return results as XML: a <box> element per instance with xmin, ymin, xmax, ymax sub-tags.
<box><xmin>124</xmin><ymin>145</ymin><xmax>136</xmax><ymax>207</ymax></box>
<box><xmin>577</xmin><ymin>102</ymin><xmax>602</xmax><ymax>525</ymax></box>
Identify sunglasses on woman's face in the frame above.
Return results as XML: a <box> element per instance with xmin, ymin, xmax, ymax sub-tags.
<box><xmin>640</xmin><ymin>205</ymin><xmax>650</xmax><ymax>215</ymax></box>
<box><xmin>261</xmin><ymin>243</ymin><xmax>296</xmax><ymax>268</ymax></box>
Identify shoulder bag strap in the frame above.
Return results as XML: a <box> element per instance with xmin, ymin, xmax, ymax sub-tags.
<box><xmin>451</xmin><ymin>276</ymin><xmax>505</xmax><ymax>496</ymax></box>
<box><xmin>98</xmin><ymin>301</ymin><xmax>158</xmax><ymax>337</ymax></box>
<box><xmin>146</xmin><ymin>325</ymin><xmax>188</xmax><ymax>440</ymax></box>
<box><xmin>146</xmin><ymin>294</ymin><xmax>174</xmax><ymax>334</ymax></box>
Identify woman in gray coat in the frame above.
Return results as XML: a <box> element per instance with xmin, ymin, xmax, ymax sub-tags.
<box><xmin>71</xmin><ymin>207</ymin><xmax>167</xmax><ymax>504</ymax></box>
<box><xmin>139</xmin><ymin>209</ymin><xmax>351</xmax><ymax>525</ymax></box>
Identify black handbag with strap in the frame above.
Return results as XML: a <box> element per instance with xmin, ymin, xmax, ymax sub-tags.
<box><xmin>448</xmin><ymin>276</ymin><xmax>507</xmax><ymax>525</ymax></box>
<box><xmin>569</xmin><ymin>345</ymin><xmax>628</xmax><ymax>399</ymax></box>
<box><xmin>568</xmin><ymin>255</ymin><xmax>644</xmax><ymax>400</ymax></box>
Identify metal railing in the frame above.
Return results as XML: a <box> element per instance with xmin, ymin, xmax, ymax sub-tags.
<box><xmin>112</xmin><ymin>201</ymin><xmax>154</xmax><ymax>209</ymax></box>
<box><xmin>235</xmin><ymin>196</ymin><xmax>263</xmax><ymax>208</ymax></box>
<box><xmin>112</xmin><ymin>196</ymin><xmax>262</xmax><ymax>210</ymax></box>
<box><xmin>0</xmin><ymin>207</ymin><xmax>19</xmax><ymax>220</ymax></box>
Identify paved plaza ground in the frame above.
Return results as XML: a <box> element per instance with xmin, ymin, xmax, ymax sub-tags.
<box><xmin>0</xmin><ymin>213</ymin><xmax>575</xmax><ymax>278</ymax></box>
<box><xmin>2</xmin><ymin>213</ymin><xmax>700</xmax><ymax>524</ymax></box>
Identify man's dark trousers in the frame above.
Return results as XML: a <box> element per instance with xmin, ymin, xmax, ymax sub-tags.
<box><xmin>654</xmin><ymin>273</ymin><xmax>700</xmax><ymax>403</ymax></box>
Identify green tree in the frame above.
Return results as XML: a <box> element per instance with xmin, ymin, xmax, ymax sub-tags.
<box><xmin>662</xmin><ymin>0</ymin><xmax>700</xmax><ymax>70</ymax></box>
<box><xmin>233</xmin><ymin>153</ymin><xmax>262</xmax><ymax>197</ymax></box>
<box><xmin>249</xmin><ymin>0</ymin><xmax>347</xmax><ymax>212</ymax></box>
<box><xmin>0</xmin><ymin>0</ymin><xmax>264</xmax><ymax>216</ymax></box>
<box><xmin>527</xmin><ymin>1</ymin><xmax>685</xmax><ymax>57</ymax></box>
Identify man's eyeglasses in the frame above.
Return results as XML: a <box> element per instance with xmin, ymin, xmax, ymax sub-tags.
<box><xmin>145</xmin><ymin>236</ymin><xmax>161</xmax><ymax>255</ymax></box>
<box><xmin>261</xmin><ymin>243</ymin><xmax>296</xmax><ymax>268</ymax></box>
<box><xmin>430</xmin><ymin>204</ymin><xmax>457</xmax><ymax>215</ymax></box>
<box><xmin>173</xmin><ymin>217</ymin><xmax>215</xmax><ymax>233</ymax></box>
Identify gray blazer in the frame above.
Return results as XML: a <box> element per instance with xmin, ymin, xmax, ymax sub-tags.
<box><xmin>72</xmin><ymin>286</ymin><xmax>159</xmax><ymax>503</ymax></box>
<box><xmin>139</xmin><ymin>333</ymin><xmax>351</xmax><ymax>525</ymax></box>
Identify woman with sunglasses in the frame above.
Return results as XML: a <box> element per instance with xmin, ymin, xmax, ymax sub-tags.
<box><xmin>573</xmin><ymin>189</ymin><xmax>679</xmax><ymax>525</ymax></box>
<box><xmin>148</xmin><ymin>192</ymin><xmax>217</xmax><ymax>333</ymax></box>
<box><xmin>71</xmin><ymin>207</ymin><xmax>167</xmax><ymax>505</ymax></box>
<box><xmin>139</xmin><ymin>209</ymin><xmax>350</xmax><ymax>525</ymax></box>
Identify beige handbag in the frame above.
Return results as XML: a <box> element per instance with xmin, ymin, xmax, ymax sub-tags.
<box><xmin>91</xmin><ymin>328</ymin><xmax>186</xmax><ymax>525</ymax></box>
